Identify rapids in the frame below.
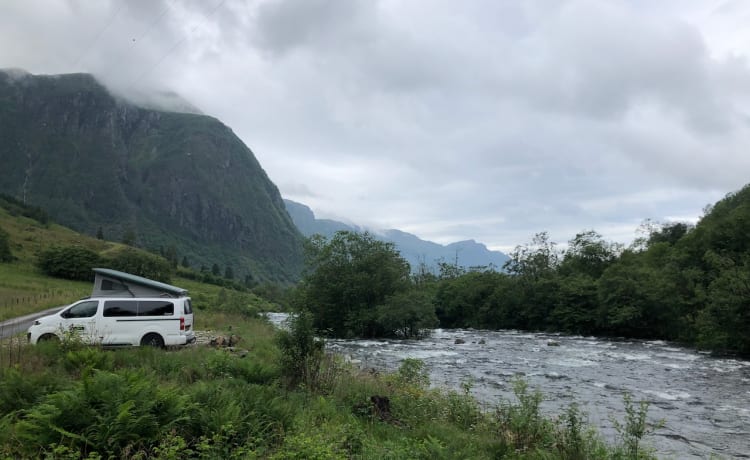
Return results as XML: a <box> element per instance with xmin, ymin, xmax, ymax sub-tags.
<box><xmin>265</xmin><ymin>314</ymin><xmax>750</xmax><ymax>459</ymax></box>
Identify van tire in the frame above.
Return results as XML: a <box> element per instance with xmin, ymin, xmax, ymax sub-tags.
<box><xmin>38</xmin><ymin>333</ymin><xmax>59</xmax><ymax>343</ymax></box>
<box><xmin>140</xmin><ymin>333</ymin><xmax>164</xmax><ymax>348</ymax></box>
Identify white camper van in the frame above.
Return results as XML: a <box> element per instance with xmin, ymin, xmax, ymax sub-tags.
<box><xmin>27</xmin><ymin>268</ymin><xmax>195</xmax><ymax>347</ymax></box>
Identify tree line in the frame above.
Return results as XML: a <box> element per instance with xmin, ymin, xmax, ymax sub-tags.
<box><xmin>294</xmin><ymin>184</ymin><xmax>750</xmax><ymax>356</ymax></box>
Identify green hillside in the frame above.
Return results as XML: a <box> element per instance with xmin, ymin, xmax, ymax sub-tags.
<box><xmin>0</xmin><ymin>196</ymin><xmax>277</xmax><ymax>321</ymax></box>
<box><xmin>0</xmin><ymin>70</ymin><xmax>303</xmax><ymax>283</ymax></box>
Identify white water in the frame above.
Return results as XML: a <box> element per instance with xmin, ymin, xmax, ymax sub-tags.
<box><xmin>265</xmin><ymin>314</ymin><xmax>750</xmax><ymax>459</ymax></box>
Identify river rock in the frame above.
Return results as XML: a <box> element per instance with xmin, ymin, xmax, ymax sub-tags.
<box><xmin>547</xmin><ymin>340</ymin><xmax>560</xmax><ymax>346</ymax></box>
<box><xmin>454</xmin><ymin>338</ymin><xmax>466</xmax><ymax>344</ymax></box>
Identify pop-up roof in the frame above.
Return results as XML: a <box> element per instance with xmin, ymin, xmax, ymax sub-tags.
<box><xmin>91</xmin><ymin>268</ymin><xmax>188</xmax><ymax>298</ymax></box>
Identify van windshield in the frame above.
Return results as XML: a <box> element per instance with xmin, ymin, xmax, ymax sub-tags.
<box><xmin>63</xmin><ymin>301</ymin><xmax>99</xmax><ymax>318</ymax></box>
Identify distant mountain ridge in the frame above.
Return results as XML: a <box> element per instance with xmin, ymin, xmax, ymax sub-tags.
<box><xmin>284</xmin><ymin>199</ymin><xmax>509</xmax><ymax>272</ymax></box>
<box><xmin>0</xmin><ymin>70</ymin><xmax>303</xmax><ymax>281</ymax></box>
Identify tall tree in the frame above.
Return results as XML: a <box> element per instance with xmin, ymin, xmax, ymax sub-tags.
<box><xmin>295</xmin><ymin>231</ymin><xmax>412</xmax><ymax>338</ymax></box>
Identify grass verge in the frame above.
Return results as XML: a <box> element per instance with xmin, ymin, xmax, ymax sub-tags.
<box><xmin>0</xmin><ymin>312</ymin><xmax>662</xmax><ymax>459</ymax></box>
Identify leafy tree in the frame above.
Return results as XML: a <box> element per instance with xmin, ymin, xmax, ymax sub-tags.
<box><xmin>295</xmin><ymin>231</ymin><xmax>411</xmax><ymax>338</ymax></box>
<box><xmin>504</xmin><ymin>232</ymin><xmax>559</xmax><ymax>279</ymax></box>
<box><xmin>549</xmin><ymin>274</ymin><xmax>599</xmax><ymax>334</ymax></box>
<box><xmin>502</xmin><ymin>232</ymin><xmax>561</xmax><ymax>329</ymax></box>
<box><xmin>104</xmin><ymin>248</ymin><xmax>172</xmax><ymax>283</ymax></box>
<box><xmin>695</xmin><ymin>253</ymin><xmax>750</xmax><ymax>354</ymax></box>
<box><xmin>434</xmin><ymin>270</ymin><xmax>501</xmax><ymax>328</ymax></box>
<box><xmin>180</xmin><ymin>256</ymin><xmax>189</xmax><ymax>268</ymax></box>
<box><xmin>559</xmin><ymin>230</ymin><xmax>620</xmax><ymax>279</ymax></box>
<box><xmin>376</xmin><ymin>289</ymin><xmax>438</xmax><ymax>338</ymax></box>
<box><xmin>648</xmin><ymin>222</ymin><xmax>691</xmax><ymax>246</ymax></box>
<box><xmin>96</xmin><ymin>226</ymin><xmax>104</xmax><ymax>240</ymax></box>
<box><xmin>37</xmin><ymin>246</ymin><xmax>100</xmax><ymax>281</ymax></box>
<box><xmin>224</xmin><ymin>265</ymin><xmax>234</xmax><ymax>279</ymax></box>
<box><xmin>211</xmin><ymin>263</ymin><xmax>221</xmax><ymax>277</ymax></box>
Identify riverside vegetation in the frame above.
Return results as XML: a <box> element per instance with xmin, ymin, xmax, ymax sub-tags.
<box><xmin>294</xmin><ymin>183</ymin><xmax>750</xmax><ymax>357</ymax></box>
<box><xmin>0</xmin><ymin>313</ymin><xmax>662</xmax><ymax>459</ymax></box>
<box><xmin>0</xmin><ymin>195</ymin><xmax>665</xmax><ymax>458</ymax></box>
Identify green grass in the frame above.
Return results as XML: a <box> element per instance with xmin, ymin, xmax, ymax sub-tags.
<box><xmin>0</xmin><ymin>205</ymin><xmax>662</xmax><ymax>459</ymax></box>
<box><xmin>0</xmin><ymin>204</ymin><xmax>278</xmax><ymax>321</ymax></box>
<box><xmin>0</xmin><ymin>264</ymin><xmax>90</xmax><ymax>320</ymax></box>
<box><xmin>0</xmin><ymin>310</ymin><xmax>663</xmax><ymax>459</ymax></box>
<box><xmin>0</xmin><ymin>205</ymin><xmax>113</xmax><ymax>320</ymax></box>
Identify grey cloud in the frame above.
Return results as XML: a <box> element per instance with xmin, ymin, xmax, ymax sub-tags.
<box><xmin>1</xmin><ymin>0</ymin><xmax>749</xmax><ymax>251</ymax></box>
<box><xmin>254</xmin><ymin>0</ymin><xmax>374</xmax><ymax>55</ymax></box>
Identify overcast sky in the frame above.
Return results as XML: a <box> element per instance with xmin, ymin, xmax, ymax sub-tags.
<box><xmin>2</xmin><ymin>0</ymin><xmax>749</xmax><ymax>252</ymax></box>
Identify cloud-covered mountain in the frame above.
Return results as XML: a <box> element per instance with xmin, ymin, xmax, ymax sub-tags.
<box><xmin>284</xmin><ymin>199</ymin><xmax>509</xmax><ymax>272</ymax></box>
<box><xmin>0</xmin><ymin>70</ymin><xmax>303</xmax><ymax>281</ymax></box>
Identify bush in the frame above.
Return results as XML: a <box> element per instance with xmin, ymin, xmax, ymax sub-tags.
<box><xmin>494</xmin><ymin>379</ymin><xmax>553</xmax><ymax>451</ymax></box>
<box><xmin>37</xmin><ymin>245</ymin><xmax>100</xmax><ymax>280</ymax></box>
<box><xmin>276</xmin><ymin>311</ymin><xmax>325</xmax><ymax>389</ymax></box>
<box><xmin>611</xmin><ymin>393</ymin><xmax>662</xmax><ymax>459</ymax></box>
<box><xmin>104</xmin><ymin>247</ymin><xmax>172</xmax><ymax>283</ymax></box>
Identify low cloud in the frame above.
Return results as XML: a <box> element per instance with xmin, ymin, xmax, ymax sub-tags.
<box><xmin>1</xmin><ymin>0</ymin><xmax>747</xmax><ymax>249</ymax></box>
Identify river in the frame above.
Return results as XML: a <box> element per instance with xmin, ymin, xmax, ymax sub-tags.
<box><xmin>265</xmin><ymin>314</ymin><xmax>750</xmax><ymax>459</ymax></box>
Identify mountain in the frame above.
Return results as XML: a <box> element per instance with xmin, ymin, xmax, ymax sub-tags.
<box><xmin>284</xmin><ymin>199</ymin><xmax>509</xmax><ymax>272</ymax></box>
<box><xmin>0</xmin><ymin>70</ymin><xmax>303</xmax><ymax>282</ymax></box>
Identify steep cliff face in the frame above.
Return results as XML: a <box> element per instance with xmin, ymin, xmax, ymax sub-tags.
<box><xmin>0</xmin><ymin>70</ymin><xmax>303</xmax><ymax>281</ymax></box>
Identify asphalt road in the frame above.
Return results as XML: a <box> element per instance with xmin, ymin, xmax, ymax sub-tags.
<box><xmin>0</xmin><ymin>306</ymin><xmax>64</xmax><ymax>340</ymax></box>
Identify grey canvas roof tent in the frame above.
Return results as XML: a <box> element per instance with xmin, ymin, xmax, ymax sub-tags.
<box><xmin>91</xmin><ymin>268</ymin><xmax>188</xmax><ymax>298</ymax></box>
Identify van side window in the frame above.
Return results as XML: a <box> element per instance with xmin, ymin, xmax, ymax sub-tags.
<box><xmin>103</xmin><ymin>300</ymin><xmax>138</xmax><ymax>317</ymax></box>
<box><xmin>101</xmin><ymin>279</ymin><xmax>128</xmax><ymax>291</ymax></box>
<box><xmin>65</xmin><ymin>301</ymin><xmax>99</xmax><ymax>318</ymax></box>
<box><xmin>184</xmin><ymin>299</ymin><xmax>193</xmax><ymax>314</ymax></box>
<box><xmin>138</xmin><ymin>301</ymin><xmax>174</xmax><ymax>316</ymax></box>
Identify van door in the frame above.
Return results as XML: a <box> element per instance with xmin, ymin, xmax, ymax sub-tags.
<box><xmin>100</xmin><ymin>300</ymin><xmax>139</xmax><ymax>345</ymax></box>
<box><xmin>59</xmin><ymin>300</ymin><xmax>100</xmax><ymax>344</ymax></box>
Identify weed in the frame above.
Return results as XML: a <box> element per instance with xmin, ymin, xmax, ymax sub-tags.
<box><xmin>494</xmin><ymin>378</ymin><xmax>553</xmax><ymax>452</ymax></box>
<box><xmin>611</xmin><ymin>392</ymin><xmax>663</xmax><ymax>460</ymax></box>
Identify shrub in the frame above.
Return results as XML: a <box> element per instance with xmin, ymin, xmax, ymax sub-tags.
<box><xmin>276</xmin><ymin>311</ymin><xmax>325</xmax><ymax>389</ymax></box>
<box><xmin>494</xmin><ymin>379</ymin><xmax>553</xmax><ymax>452</ymax></box>
<box><xmin>611</xmin><ymin>392</ymin><xmax>663</xmax><ymax>459</ymax></box>
<box><xmin>37</xmin><ymin>245</ymin><xmax>100</xmax><ymax>280</ymax></box>
<box><xmin>396</xmin><ymin>358</ymin><xmax>430</xmax><ymax>388</ymax></box>
<box><xmin>103</xmin><ymin>247</ymin><xmax>172</xmax><ymax>283</ymax></box>
<box><xmin>553</xmin><ymin>403</ymin><xmax>609</xmax><ymax>459</ymax></box>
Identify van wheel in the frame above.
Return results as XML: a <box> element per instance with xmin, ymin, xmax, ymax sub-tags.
<box><xmin>140</xmin><ymin>333</ymin><xmax>164</xmax><ymax>348</ymax></box>
<box><xmin>38</xmin><ymin>333</ymin><xmax>59</xmax><ymax>343</ymax></box>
